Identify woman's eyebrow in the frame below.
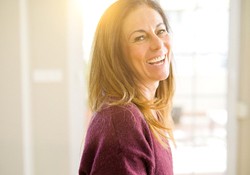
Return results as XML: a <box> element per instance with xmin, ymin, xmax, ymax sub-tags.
<box><xmin>128</xmin><ymin>23</ymin><xmax>165</xmax><ymax>39</ymax></box>
<box><xmin>128</xmin><ymin>29</ymin><xmax>145</xmax><ymax>39</ymax></box>
<box><xmin>156</xmin><ymin>22</ymin><xmax>165</xmax><ymax>28</ymax></box>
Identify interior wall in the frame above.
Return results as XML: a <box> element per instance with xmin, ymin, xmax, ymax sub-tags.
<box><xmin>0</xmin><ymin>0</ymin><xmax>24</xmax><ymax>174</ymax></box>
<box><xmin>237</xmin><ymin>0</ymin><xmax>250</xmax><ymax>174</ymax></box>
<box><xmin>0</xmin><ymin>0</ymin><xmax>84</xmax><ymax>175</ymax></box>
<box><xmin>28</xmin><ymin>0</ymin><xmax>70</xmax><ymax>174</ymax></box>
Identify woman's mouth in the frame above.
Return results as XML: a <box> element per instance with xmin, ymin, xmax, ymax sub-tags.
<box><xmin>146</xmin><ymin>55</ymin><xmax>166</xmax><ymax>65</ymax></box>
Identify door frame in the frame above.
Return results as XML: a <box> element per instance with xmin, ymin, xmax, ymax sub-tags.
<box><xmin>227</xmin><ymin>0</ymin><xmax>240</xmax><ymax>174</ymax></box>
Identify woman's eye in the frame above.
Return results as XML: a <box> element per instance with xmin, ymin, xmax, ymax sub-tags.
<box><xmin>157</xmin><ymin>29</ymin><xmax>167</xmax><ymax>36</ymax></box>
<box><xmin>134</xmin><ymin>35</ymin><xmax>146</xmax><ymax>42</ymax></box>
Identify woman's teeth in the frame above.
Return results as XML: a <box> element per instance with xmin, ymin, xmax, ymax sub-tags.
<box><xmin>147</xmin><ymin>55</ymin><xmax>166</xmax><ymax>64</ymax></box>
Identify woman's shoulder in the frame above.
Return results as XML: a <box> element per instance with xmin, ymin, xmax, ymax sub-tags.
<box><xmin>80</xmin><ymin>103</ymin><xmax>156</xmax><ymax>175</ymax></box>
<box><xmin>88</xmin><ymin>103</ymin><xmax>150</xmax><ymax>139</ymax></box>
<box><xmin>99</xmin><ymin>103</ymin><xmax>141</xmax><ymax>117</ymax></box>
<box><xmin>91</xmin><ymin>103</ymin><xmax>145</xmax><ymax>127</ymax></box>
<box><xmin>100</xmin><ymin>103</ymin><xmax>140</xmax><ymax>114</ymax></box>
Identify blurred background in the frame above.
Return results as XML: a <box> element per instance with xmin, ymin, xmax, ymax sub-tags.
<box><xmin>0</xmin><ymin>0</ymin><xmax>249</xmax><ymax>175</ymax></box>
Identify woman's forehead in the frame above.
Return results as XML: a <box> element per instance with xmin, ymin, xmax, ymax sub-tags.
<box><xmin>122</xmin><ymin>6</ymin><xmax>164</xmax><ymax>35</ymax></box>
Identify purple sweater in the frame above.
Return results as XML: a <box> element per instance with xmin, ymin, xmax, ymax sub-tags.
<box><xmin>79</xmin><ymin>103</ymin><xmax>173</xmax><ymax>175</ymax></box>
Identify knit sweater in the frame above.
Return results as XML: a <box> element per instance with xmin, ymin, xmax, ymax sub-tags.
<box><xmin>79</xmin><ymin>103</ymin><xmax>173</xmax><ymax>175</ymax></box>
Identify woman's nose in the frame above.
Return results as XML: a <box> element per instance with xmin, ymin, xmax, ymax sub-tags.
<box><xmin>150</xmin><ymin>35</ymin><xmax>164</xmax><ymax>51</ymax></box>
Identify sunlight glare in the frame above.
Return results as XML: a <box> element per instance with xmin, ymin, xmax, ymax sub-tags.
<box><xmin>82</xmin><ymin>0</ymin><xmax>116</xmax><ymax>61</ymax></box>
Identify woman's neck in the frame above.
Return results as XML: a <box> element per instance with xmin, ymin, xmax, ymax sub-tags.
<box><xmin>141</xmin><ymin>81</ymin><xmax>159</xmax><ymax>101</ymax></box>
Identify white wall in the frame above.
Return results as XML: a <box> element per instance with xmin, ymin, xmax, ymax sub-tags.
<box><xmin>228</xmin><ymin>0</ymin><xmax>250</xmax><ymax>174</ymax></box>
<box><xmin>237</xmin><ymin>0</ymin><xmax>250</xmax><ymax>174</ymax></box>
<box><xmin>0</xmin><ymin>1</ymin><xmax>24</xmax><ymax>174</ymax></box>
<box><xmin>0</xmin><ymin>0</ymin><xmax>85</xmax><ymax>175</ymax></box>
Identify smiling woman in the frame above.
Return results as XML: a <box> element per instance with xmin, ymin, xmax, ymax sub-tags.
<box><xmin>79</xmin><ymin>0</ymin><xmax>175</xmax><ymax>175</ymax></box>
<box><xmin>122</xmin><ymin>6</ymin><xmax>172</xmax><ymax>99</ymax></box>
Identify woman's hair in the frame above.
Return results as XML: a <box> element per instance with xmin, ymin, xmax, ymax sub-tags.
<box><xmin>88</xmin><ymin>0</ymin><xmax>175</xmax><ymax>147</ymax></box>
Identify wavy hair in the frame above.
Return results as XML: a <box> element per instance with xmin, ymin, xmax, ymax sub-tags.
<box><xmin>88</xmin><ymin>0</ymin><xmax>175</xmax><ymax>147</ymax></box>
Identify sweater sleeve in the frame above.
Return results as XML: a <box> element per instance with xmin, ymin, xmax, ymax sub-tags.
<box><xmin>79</xmin><ymin>104</ymin><xmax>155</xmax><ymax>175</ymax></box>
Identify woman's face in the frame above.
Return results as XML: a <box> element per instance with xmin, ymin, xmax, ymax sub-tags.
<box><xmin>122</xmin><ymin>5</ymin><xmax>172</xmax><ymax>89</ymax></box>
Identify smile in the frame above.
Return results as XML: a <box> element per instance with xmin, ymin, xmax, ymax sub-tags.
<box><xmin>146</xmin><ymin>55</ymin><xmax>166</xmax><ymax>65</ymax></box>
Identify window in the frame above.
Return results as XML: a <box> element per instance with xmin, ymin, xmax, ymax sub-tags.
<box><xmin>160</xmin><ymin>0</ymin><xmax>229</xmax><ymax>174</ymax></box>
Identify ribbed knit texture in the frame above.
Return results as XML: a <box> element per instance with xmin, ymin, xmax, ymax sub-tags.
<box><xmin>79</xmin><ymin>103</ymin><xmax>173</xmax><ymax>175</ymax></box>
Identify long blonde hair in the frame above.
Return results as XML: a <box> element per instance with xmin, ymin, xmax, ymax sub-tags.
<box><xmin>88</xmin><ymin>0</ymin><xmax>175</xmax><ymax>147</ymax></box>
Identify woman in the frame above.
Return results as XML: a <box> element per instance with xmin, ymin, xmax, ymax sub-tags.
<box><xmin>79</xmin><ymin>0</ymin><xmax>175</xmax><ymax>174</ymax></box>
